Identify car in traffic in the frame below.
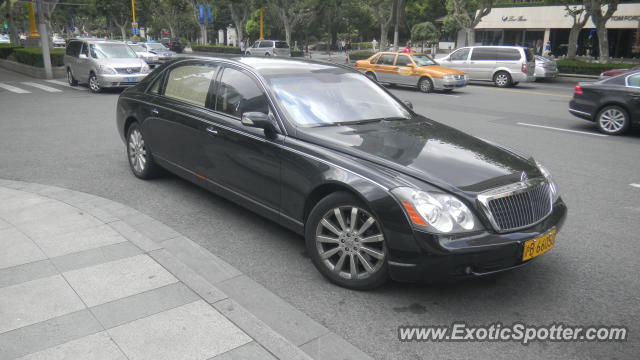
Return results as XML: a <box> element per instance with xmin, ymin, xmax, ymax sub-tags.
<box><xmin>0</xmin><ymin>34</ymin><xmax>10</xmax><ymax>44</ymax></box>
<box><xmin>244</xmin><ymin>40</ymin><xmax>290</xmax><ymax>57</ymax></box>
<box><xmin>569</xmin><ymin>71</ymin><xmax>640</xmax><ymax>135</ymax></box>
<box><xmin>534</xmin><ymin>55</ymin><xmax>558</xmax><ymax>80</ymax></box>
<box><xmin>127</xmin><ymin>42</ymin><xmax>160</xmax><ymax>67</ymax></box>
<box><xmin>116</xmin><ymin>57</ymin><xmax>567</xmax><ymax>289</ymax></box>
<box><xmin>64</xmin><ymin>39</ymin><xmax>150</xmax><ymax>93</ymax></box>
<box><xmin>139</xmin><ymin>42</ymin><xmax>177</xmax><ymax>62</ymax></box>
<box><xmin>355</xmin><ymin>52</ymin><xmax>467</xmax><ymax>93</ymax></box>
<box><xmin>599</xmin><ymin>65</ymin><xmax>640</xmax><ymax>78</ymax></box>
<box><xmin>438</xmin><ymin>46</ymin><xmax>535</xmax><ymax>87</ymax></box>
<box><xmin>160</xmin><ymin>38</ymin><xmax>185</xmax><ymax>53</ymax></box>
<box><xmin>52</xmin><ymin>35</ymin><xmax>66</xmax><ymax>48</ymax></box>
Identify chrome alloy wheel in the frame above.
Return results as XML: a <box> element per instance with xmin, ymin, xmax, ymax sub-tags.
<box><xmin>315</xmin><ymin>206</ymin><xmax>386</xmax><ymax>280</ymax></box>
<box><xmin>89</xmin><ymin>74</ymin><xmax>100</xmax><ymax>92</ymax></box>
<box><xmin>128</xmin><ymin>129</ymin><xmax>147</xmax><ymax>173</ymax></box>
<box><xmin>598</xmin><ymin>108</ymin><xmax>626</xmax><ymax>133</ymax></box>
<box><xmin>495</xmin><ymin>73</ymin><xmax>509</xmax><ymax>87</ymax></box>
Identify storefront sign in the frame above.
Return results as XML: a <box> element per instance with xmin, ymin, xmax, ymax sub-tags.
<box><xmin>501</xmin><ymin>15</ymin><xmax>527</xmax><ymax>22</ymax></box>
<box><xmin>611</xmin><ymin>15</ymin><xmax>640</xmax><ymax>22</ymax></box>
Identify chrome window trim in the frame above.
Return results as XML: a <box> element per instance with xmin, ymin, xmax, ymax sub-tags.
<box><xmin>476</xmin><ymin>177</ymin><xmax>553</xmax><ymax>233</ymax></box>
<box><xmin>624</xmin><ymin>71</ymin><xmax>640</xmax><ymax>88</ymax></box>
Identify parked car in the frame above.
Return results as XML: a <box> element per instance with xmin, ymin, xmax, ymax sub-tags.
<box><xmin>244</xmin><ymin>40</ymin><xmax>290</xmax><ymax>57</ymax></box>
<box><xmin>438</xmin><ymin>46</ymin><xmax>535</xmax><ymax>87</ymax></box>
<box><xmin>160</xmin><ymin>38</ymin><xmax>185</xmax><ymax>53</ymax></box>
<box><xmin>534</xmin><ymin>55</ymin><xmax>558</xmax><ymax>80</ymax></box>
<box><xmin>127</xmin><ymin>42</ymin><xmax>160</xmax><ymax>67</ymax></box>
<box><xmin>51</xmin><ymin>35</ymin><xmax>66</xmax><ymax>48</ymax></box>
<box><xmin>116</xmin><ymin>57</ymin><xmax>567</xmax><ymax>289</ymax></box>
<box><xmin>64</xmin><ymin>39</ymin><xmax>150</xmax><ymax>93</ymax></box>
<box><xmin>569</xmin><ymin>71</ymin><xmax>640</xmax><ymax>135</ymax></box>
<box><xmin>599</xmin><ymin>65</ymin><xmax>640</xmax><ymax>78</ymax></box>
<box><xmin>139</xmin><ymin>42</ymin><xmax>177</xmax><ymax>63</ymax></box>
<box><xmin>0</xmin><ymin>34</ymin><xmax>11</xmax><ymax>44</ymax></box>
<box><xmin>355</xmin><ymin>52</ymin><xmax>467</xmax><ymax>93</ymax></box>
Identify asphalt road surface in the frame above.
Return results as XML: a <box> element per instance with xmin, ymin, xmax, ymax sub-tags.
<box><xmin>1</xmin><ymin>67</ymin><xmax>638</xmax><ymax>360</ymax></box>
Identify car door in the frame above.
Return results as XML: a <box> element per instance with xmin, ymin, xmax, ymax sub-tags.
<box><xmin>468</xmin><ymin>47</ymin><xmax>496</xmax><ymax>80</ymax></box>
<box><xmin>440</xmin><ymin>48</ymin><xmax>470</xmax><ymax>75</ymax></box>
<box><xmin>201</xmin><ymin>65</ymin><xmax>283</xmax><ymax>214</ymax></box>
<box><xmin>393</xmin><ymin>54</ymin><xmax>416</xmax><ymax>85</ymax></box>
<box><xmin>142</xmin><ymin>61</ymin><xmax>218</xmax><ymax>174</ymax></box>
<box><xmin>624</xmin><ymin>73</ymin><xmax>640</xmax><ymax>119</ymax></box>
<box><xmin>373</xmin><ymin>53</ymin><xmax>397</xmax><ymax>83</ymax></box>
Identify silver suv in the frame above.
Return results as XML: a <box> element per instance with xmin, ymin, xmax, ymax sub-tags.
<box><xmin>245</xmin><ymin>40</ymin><xmax>290</xmax><ymax>57</ymax></box>
<box><xmin>438</xmin><ymin>46</ymin><xmax>535</xmax><ymax>87</ymax></box>
<box><xmin>64</xmin><ymin>39</ymin><xmax>150</xmax><ymax>93</ymax></box>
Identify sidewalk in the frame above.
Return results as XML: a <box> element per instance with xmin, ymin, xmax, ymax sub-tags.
<box><xmin>0</xmin><ymin>179</ymin><xmax>371</xmax><ymax>360</ymax></box>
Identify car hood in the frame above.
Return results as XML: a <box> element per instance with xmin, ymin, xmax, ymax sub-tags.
<box><xmin>419</xmin><ymin>65</ymin><xmax>465</xmax><ymax>75</ymax></box>
<box><xmin>296</xmin><ymin>116</ymin><xmax>540</xmax><ymax>193</ymax></box>
<box><xmin>94</xmin><ymin>58</ymin><xmax>146</xmax><ymax>67</ymax></box>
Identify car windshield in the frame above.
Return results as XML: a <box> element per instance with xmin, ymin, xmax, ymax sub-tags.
<box><xmin>90</xmin><ymin>43</ymin><xmax>137</xmax><ymax>59</ymax></box>
<box><xmin>411</xmin><ymin>55</ymin><xmax>437</xmax><ymax>66</ymax></box>
<box><xmin>265</xmin><ymin>70</ymin><xmax>411</xmax><ymax>127</ymax></box>
<box><xmin>147</xmin><ymin>43</ymin><xmax>167</xmax><ymax>50</ymax></box>
<box><xmin>129</xmin><ymin>44</ymin><xmax>144</xmax><ymax>52</ymax></box>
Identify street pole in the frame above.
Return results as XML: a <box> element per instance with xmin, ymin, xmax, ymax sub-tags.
<box><xmin>27</xmin><ymin>2</ymin><xmax>39</xmax><ymax>38</ymax></box>
<box><xmin>260</xmin><ymin>8</ymin><xmax>264</xmax><ymax>40</ymax></box>
<box><xmin>131</xmin><ymin>0</ymin><xmax>138</xmax><ymax>40</ymax></box>
<box><xmin>35</xmin><ymin>0</ymin><xmax>52</xmax><ymax>79</ymax></box>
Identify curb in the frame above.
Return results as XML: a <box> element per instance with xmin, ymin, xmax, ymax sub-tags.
<box><xmin>0</xmin><ymin>179</ymin><xmax>372</xmax><ymax>360</ymax></box>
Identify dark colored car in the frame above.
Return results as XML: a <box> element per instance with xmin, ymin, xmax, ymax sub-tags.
<box><xmin>599</xmin><ymin>65</ymin><xmax>640</xmax><ymax>78</ymax></box>
<box><xmin>116</xmin><ymin>57</ymin><xmax>567</xmax><ymax>289</ymax></box>
<box><xmin>569</xmin><ymin>71</ymin><xmax>640</xmax><ymax>135</ymax></box>
<box><xmin>160</xmin><ymin>38</ymin><xmax>185</xmax><ymax>53</ymax></box>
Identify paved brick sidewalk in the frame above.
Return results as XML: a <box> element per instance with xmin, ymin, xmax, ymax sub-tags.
<box><xmin>0</xmin><ymin>180</ymin><xmax>371</xmax><ymax>360</ymax></box>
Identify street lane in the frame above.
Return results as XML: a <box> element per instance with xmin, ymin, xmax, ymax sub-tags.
<box><xmin>1</xmin><ymin>68</ymin><xmax>638</xmax><ymax>359</ymax></box>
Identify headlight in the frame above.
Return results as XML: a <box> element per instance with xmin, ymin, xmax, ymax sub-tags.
<box><xmin>391</xmin><ymin>187</ymin><xmax>483</xmax><ymax>234</ymax></box>
<box><xmin>536</xmin><ymin>161</ymin><xmax>559</xmax><ymax>202</ymax></box>
<box><xmin>443</xmin><ymin>74</ymin><xmax>454</xmax><ymax>80</ymax></box>
<box><xmin>98</xmin><ymin>65</ymin><xmax>116</xmax><ymax>75</ymax></box>
<box><xmin>140</xmin><ymin>64</ymin><xmax>150</xmax><ymax>73</ymax></box>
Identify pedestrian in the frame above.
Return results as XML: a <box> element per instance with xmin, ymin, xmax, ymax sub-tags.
<box><xmin>372</xmin><ymin>38</ymin><xmax>377</xmax><ymax>51</ymax></box>
<box><xmin>402</xmin><ymin>41</ymin><xmax>412</xmax><ymax>53</ymax></box>
<box><xmin>544</xmin><ymin>41</ymin><xmax>551</xmax><ymax>57</ymax></box>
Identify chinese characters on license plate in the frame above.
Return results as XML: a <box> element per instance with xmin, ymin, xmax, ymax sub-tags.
<box><xmin>125</xmin><ymin>77</ymin><xmax>137</xmax><ymax>82</ymax></box>
<box><xmin>522</xmin><ymin>228</ymin><xmax>556</xmax><ymax>261</ymax></box>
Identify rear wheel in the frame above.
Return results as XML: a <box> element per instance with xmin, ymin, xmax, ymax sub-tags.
<box><xmin>67</xmin><ymin>68</ymin><xmax>78</xmax><ymax>86</ymax></box>
<box><xmin>493</xmin><ymin>71</ymin><xmax>511</xmax><ymax>88</ymax></box>
<box><xmin>596</xmin><ymin>106</ymin><xmax>630</xmax><ymax>135</ymax></box>
<box><xmin>418</xmin><ymin>77</ymin><xmax>433</xmax><ymax>93</ymax></box>
<box><xmin>305</xmin><ymin>192</ymin><xmax>388</xmax><ymax>290</ymax></box>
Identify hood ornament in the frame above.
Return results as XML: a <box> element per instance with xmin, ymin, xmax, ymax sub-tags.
<box><xmin>520</xmin><ymin>171</ymin><xmax>528</xmax><ymax>186</ymax></box>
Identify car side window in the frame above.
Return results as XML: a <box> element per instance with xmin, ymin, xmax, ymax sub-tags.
<box><xmin>450</xmin><ymin>48</ymin><xmax>469</xmax><ymax>61</ymax></box>
<box><xmin>471</xmin><ymin>48</ymin><xmax>496</xmax><ymax>61</ymax></box>
<box><xmin>369</xmin><ymin>54</ymin><xmax>381</xmax><ymax>64</ymax></box>
<box><xmin>396</xmin><ymin>55</ymin><xmax>411</xmax><ymax>66</ymax></box>
<box><xmin>259</xmin><ymin>41</ymin><xmax>272</xmax><ymax>48</ymax></box>
<box><xmin>65</xmin><ymin>41</ymin><xmax>79</xmax><ymax>56</ymax></box>
<box><xmin>377</xmin><ymin>54</ymin><xmax>396</xmax><ymax>65</ymax></box>
<box><xmin>147</xmin><ymin>74</ymin><xmax>164</xmax><ymax>95</ymax></box>
<box><xmin>604</xmin><ymin>76</ymin><xmax>625</xmax><ymax>86</ymax></box>
<box><xmin>163</xmin><ymin>64</ymin><xmax>217</xmax><ymax>107</ymax></box>
<box><xmin>626</xmin><ymin>74</ymin><xmax>640</xmax><ymax>88</ymax></box>
<box><xmin>495</xmin><ymin>48</ymin><xmax>521</xmax><ymax>61</ymax></box>
<box><xmin>214</xmin><ymin>67</ymin><xmax>269</xmax><ymax>118</ymax></box>
<box><xmin>80</xmin><ymin>42</ymin><xmax>89</xmax><ymax>57</ymax></box>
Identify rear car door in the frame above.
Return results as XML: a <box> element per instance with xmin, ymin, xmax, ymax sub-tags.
<box><xmin>468</xmin><ymin>47</ymin><xmax>496</xmax><ymax>80</ymax></box>
<box><xmin>374</xmin><ymin>54</ymin><xmax>398</xmax><ymax>83</ymax></box>
<box><xmin>201</xmin><ymin>66</ymin><xmax>283</xmax><ymax>214</ymax></box>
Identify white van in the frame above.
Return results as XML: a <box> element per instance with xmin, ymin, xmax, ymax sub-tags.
<box><xmin>438</xmin><ymin>46</ymin><xmax>535</xmax><ymax>87</ymax></box>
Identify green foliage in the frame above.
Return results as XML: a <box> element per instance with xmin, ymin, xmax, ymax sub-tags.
<box><xmin>411</xmin><ymin>22</ymin><xmax>439</xmax><ymax>44</ymax></box>
<box><xmin>556</xmin><ymin>59</ymin><xmax>631</xmax><ymax>75</ymax></box>
<box><xmin>11</xmin><ymin>48</ymin><xmax>65</xmax><ymax>67</ymax></box>
<box><xmin>349</xmin><ymin>51</ymin><xmax>375</xmax><ymax>61</ymax></box>
<box><xmin>351</xmin><ymin>42</ymin><xmax>374</xmax><ymax>49</ymax></box>
<box><xmin>0</xmin><ymin>44</ymin><xmax>21</xmax><ymax>59</ymax></box>
<box><xmin>290</xmin><ymin>50</ymin><xmax>304</xmax><ymax>57</ymax></box>
<box><xmin>191</xmin><ymin>45</ymin><xmax>243</xmax><ymax>54</ymax></box>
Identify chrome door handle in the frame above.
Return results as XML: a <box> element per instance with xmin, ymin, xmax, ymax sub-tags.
<box><xmin>151</xmin><ymin>108</ymin><xmax>159</xmax><ymax>115</ymax></box>
<box><xmin>206</xmin><ymin>126</ymin><xmax>218</xmax><ymax>135</ymax></box>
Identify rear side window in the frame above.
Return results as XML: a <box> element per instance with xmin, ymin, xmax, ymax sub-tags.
<box><xmin>495</xmin><ymin>48</ymin><xmax>521</xmax><ymax>61</ymax></box>
<box><xmin>164</xmin><ymin>64</ymin><xmax>217</xmax><ymax>107</ymax></box>
<box><xmin>377</xmin><ymin>54</ymin><xmax>396</xmax><ymax>65</ymax></box>
<box><xmin>215</xmin><ymin>67</ymin><xmax>269</xmax><ymax>117</ymax></box>
<box><xmin>275</xmin><ymin>41</ymin><xmax>289</xmax><ymax>48</ymax></box>
<box><xmin>627</xmin><ymin>73</ymin><xmax>640</xmax><ymax>88</ymax></box>
<box><xmin>396</xmin><ymin>55</ymin><xmax>411</xmax><ymax>66</ymax></box>
<box><xmin>450</xmin><ymin>48</ymin><xmax>469</xmax><ymax>61</ymax></box>
<box><xmin>259</xmin><ymin>41</ymin><xmax>273</xmax><ymax>48</ymax></box>
<box><xmin>471</xmin><ymin>47</ymin><xmax>496</xmax><ymax>61</ymax></box>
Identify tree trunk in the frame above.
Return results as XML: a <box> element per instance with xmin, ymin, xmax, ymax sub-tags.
<box><xmin>169</xmin><ymin>25</ymin><xmax>175</xmax><ymax>39</ymax></box>
<box><xmin>465</xmin><ymin>28</ymin><xmax>475</xmax><ymax>46</ymax></box>
<box><xmin>380</xmin><ymin>22</ymin><xmax>390</xmax><ymax>51</ymax></box>
<box><xmin>392</xmin><ymin>1</ymin><xmax>399</xmax><ymax>51</ymax></box>
<box><xmin>567</xmin><ymin>24</ymin><xmax>581</xmax><ymax>60</ymax></box>
<box><xmin>119</xmin><ymin>26</ymin><xmax>127</xmax><ymax>41</ymax></box>
<box><xmin>595</xmin><ymin>24</ymin><xmax>609</xmax><ymax>63</ymax></box>
<box><xmin>284</xmin><ymin>23</ymin><xmax>292</xmax><ymax>50</ymax></box>
<box><xmin>6</xmin><ymin>0</ymin><xmax>20</xmax><ymax>45</ymax></box>
<box><xmin>236</xmin><ymin>26</ymin><xmax>244</xmax><ymax>48</ymax></box>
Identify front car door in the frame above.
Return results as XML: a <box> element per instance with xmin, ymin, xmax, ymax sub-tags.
<box><xmin>441</xmin><ymin>47</ymin><xmax>470</xmax><ymax>75</ymax></box>
<box><xmin>78</xmin><ymin>41</ymin><xmax>91</xmax><ymax>81</ymax></box>
<box><xmin>393</xmin><ymin>54</ymin><xmax>417</xmax><ymax>86</ymax></box>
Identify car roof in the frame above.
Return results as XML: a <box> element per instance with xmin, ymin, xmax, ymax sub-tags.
<box><xmin>376</xmin><ymin>52</ymin><xmax>427</xmax><ymax>56</ymax></box>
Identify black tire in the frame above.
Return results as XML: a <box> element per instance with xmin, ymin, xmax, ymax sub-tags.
<box><xmin>265</xmin><ymin>52</ymin><xmax>271</xmax><ymax>56</ymax></box>
<box><xmin>365</xmin><ymin>72</ymin><xmax>377</xmax><ymax>82</ymax></box>
<box><xmin>126</xmin><ymin>122</ymin><xmax>160</xmax><ymax>179</ymax></box>
<box><xmin>88</xmin><ymin>72</ymin><xmax>102</xmax><ymax>93</ymax></box>
<box><xmin>305</xmin><ymin>192</ymin><xmax>388</xmax><ymax>290</ymax></box>
<box><xmin>245</xmin><ymin>51</ymin><xmax>251</xmax><ymax>56</ymax></box>
<box><xmin>418</xmin><ymin>77</ymin><xmax>434</xmax><ymax>93</ymax></box>
<box><xmin>493</xmin><ymin>71</ymin><xmax>512</xmax><ymax>88</ymax></box>
<box><xmin>67</xmin><ymin>68</ymin><xmax>78</xmax><ymax>86</ymax></box>
<box><xmin>596</xmin><ymin>105</ymin><xmax>630</xmax><ymax>135</ymax></box>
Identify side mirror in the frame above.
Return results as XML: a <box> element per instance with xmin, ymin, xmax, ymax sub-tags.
<box><xmin>403</xmin><ymin>100</ymin><xmax>413</xmax><ymax>110</ymax></box>
<box><xmin>241</xmin><ymin>112</ymin><xmax>275</xmax><ymax>131</ymax></box>
<box><xmin>79</xmin><ymin>54</ymin><xmax>87</xmax><ymax>59</ymax></box>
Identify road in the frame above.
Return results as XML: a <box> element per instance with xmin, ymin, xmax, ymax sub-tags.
<box><xmin>1</xmin><ymin>67</ymin><xmax>639</xmax><ymax>360</ymax></box>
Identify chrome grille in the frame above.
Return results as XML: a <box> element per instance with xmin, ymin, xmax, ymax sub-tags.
<box><xmin>115</xmin><ymin>67</ymin><xmax>141</xmax><ymax>74</ymax></box>
<box><xmin>482</xmin><ymin>181</ymin><xmax>552</xmax><ymax>232</ymax></box>
<box><xmin>453</xmin><ymin>74</ymin><xmax>465</xmax><ymax>80</ymax></box>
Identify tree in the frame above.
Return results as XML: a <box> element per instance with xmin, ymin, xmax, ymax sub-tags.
<box><xmin>186</xmin><ymin>0</ymin><xmax>212</xmax><ymax>44</ymax></box>
<box><xmin>586</xmin><ymin>0</ymin><xmax>619</xmax><ymax>63</ymax></box>
<box><xmin>227</xmin><ymin>0</ymin><xmax>251</xmax><ymax>46</ymax></box>
<box><xmin>1</xmin><ymin>0</ymin><xmax>21</xmax><ymax>45</ymax></box>
<box><xmin>363</xmin><ymin>0</ymin><xmax>394</xmax><ymax>50</ymax></box>
<box><xmin>96</xmin><ymin>0</ymin><xmax>132</xmax><ymax>41</ymax></box>
<box><xmin>564</xmin><ymin>3</ymin><xmax>591</xmax><ymax>60</ymax></box>
<box><xmin>154</xmin><ymin>0</ymin><xmax>188</xmax><ymax>39</ymax></box>
<box><xmin>392</xmin><ymin>0</ymin><xmax>406</xmax><ymax>51</ymax></box>
<box><xmin>446</xmin><ymin>0</ymin><xmax>493</xmax><ymax>46</ymax></box>
<box><xmin>268</xmin><ymin>0</ymin><xmax>313</xmax><ymax>47</ymax></box>
<box><xmin>411</xmin><ymin>21</ymin><xmax>439</xmax><ymax>52</ymax></box>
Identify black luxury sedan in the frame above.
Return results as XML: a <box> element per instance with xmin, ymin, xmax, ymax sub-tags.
<box><xmin>569</xmin><ymin>70</ymin><xmax>640</xmax><ymax>135</ymax></box>
<box><xmin>116</xmin><ymin>57</ymin><xmax>567</xmax><ymax>289</ymax></box>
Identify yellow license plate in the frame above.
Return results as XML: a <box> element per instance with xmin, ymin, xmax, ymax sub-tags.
<box><xmin>522</xmin><ymin>229</ymin><xmax>556</xmax><ymax>261</ymax></box>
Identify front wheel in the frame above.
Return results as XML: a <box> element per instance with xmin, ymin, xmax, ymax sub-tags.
<box><xmin>418</xmin><ymin>77</ymin><xmax>434</xmax><ymax>93</ymax></box>
<box><xmin>88</xmin><ymin>72</ymin><xmax>102</xmax><ymax>93</ymax></box>
<box><xmin>126</xmin><ymin>122</ymin><xmax>160</xmax><ymax>179</ymax></box>
<box><xmin>67</xmin><ymin>68</ymin><xmax>78</xmax><ymax>86</ymax></box>
<box><xmin>305</xmin><ymin>192</ymin><xmax>388</xmax><ymax>290</ymax></box>
<box><xmin>596</xmin><ymin>106</ymin><xmax>630</xmax><ymax>135</ymax></box>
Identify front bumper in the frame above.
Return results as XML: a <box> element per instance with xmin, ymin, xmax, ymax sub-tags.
<box><xmin>97</xmin><ymin>73</ymin><xmax>148</xmax><ymax>88</ymax></box>
<box><xmin>433</xmin><ymin>76</ymin><xmax>468</xmax><ymax>90</ymax></box>
<box><xmin>387</xmin><ymin>199</ymin><xmax>567</xmax><ymax>283</ymax></box>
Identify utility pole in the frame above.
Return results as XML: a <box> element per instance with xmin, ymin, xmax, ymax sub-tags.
<box><xmin>260</xmin><ymin>8</ymin><xmax>264</xmax><ymax>40</ymax></box>
<box><xmin>35</xmin><ymin>0</ymin><xmax>52</xmax><ymax>79</ymax></box>
<box><xmin>131</xmin><ymin>0</ymin><xmax>139</xmax><ymax>40</ymax></box>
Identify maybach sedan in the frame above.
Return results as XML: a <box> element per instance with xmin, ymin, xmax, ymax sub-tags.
<box><xmin>116</xmin><ymin>57</ymin><xmax>567</xmax><ymax>289</ymax></box>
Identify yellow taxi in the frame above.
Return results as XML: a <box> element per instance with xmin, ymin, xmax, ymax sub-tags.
<box><xmin>354</xmin><ymin>52</ymin><xmax>468</xmax><ymax>93</ymax></box>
